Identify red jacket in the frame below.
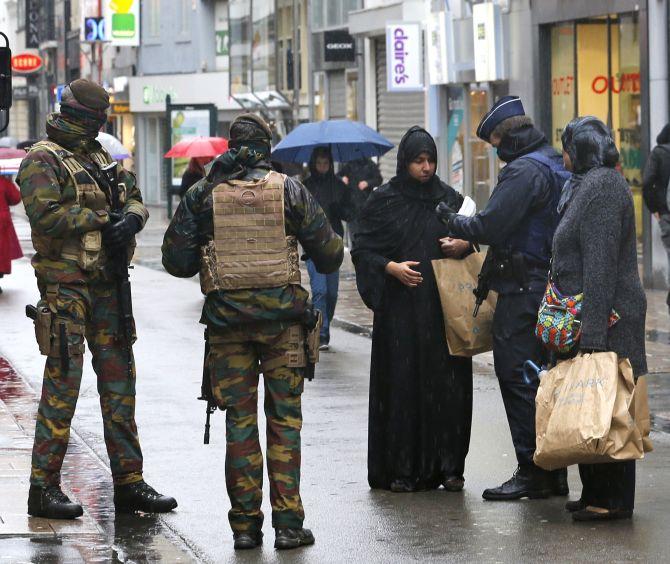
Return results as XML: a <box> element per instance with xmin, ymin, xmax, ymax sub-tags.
<box><xmin>0</xmin><ymin>176</ymin><xmax>23</xmax><ymax>274</ymax></box>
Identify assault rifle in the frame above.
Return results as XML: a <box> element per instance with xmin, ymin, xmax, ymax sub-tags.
<box><xmin>198</xmin><ymin>328</ymin><xmax>217</xmax><ymax>445</ymax></box>
<box><xmin>98</xmin><ymin>161</ymin><xmax>135</xmax><ymax>379</ymax></box>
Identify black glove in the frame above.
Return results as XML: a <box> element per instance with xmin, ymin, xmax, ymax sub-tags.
<box><xmin>435</xmin><ymin>202</ymin><xmax>458</xmax><ymax>227</ymax></box>
<box><xmin>102</xmin><ymin>212</ymin><xmax>142</xmax><ymax>248</ymax></box>
<box><xmin>206</xmin><ymin>147</ymin><xmax>250</xmax><ymax>183</ymax></box>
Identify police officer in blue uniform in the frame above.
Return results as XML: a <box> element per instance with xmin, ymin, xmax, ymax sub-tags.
<box><xmin>437</xmin><ymin>96</ymin><xmax>569</xmax><ymax>501</ymax></box>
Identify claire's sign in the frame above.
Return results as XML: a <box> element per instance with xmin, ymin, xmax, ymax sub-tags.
<box><xmin>385</xmin><ymin>22</ymin><xmax>424</xmax><ymax>93</ymax></box>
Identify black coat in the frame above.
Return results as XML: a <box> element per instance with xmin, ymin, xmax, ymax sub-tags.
<box><xmin>304</xmin><ymin>163</ymin><xmax>354</xmax><ymax>238</ymax></box>
<box><xmin>642</xmin><ymin>144</ymin><xmax>670</xmax><ymax>214</ymax></box>
<box><xmin>338</xmin><ymin>158</ymin><xmax>383</xmax><ymax>220</ymax></box>
<box><xmin>448</xmin><ymin>126</ymin><xmax>560</xmax><ymax>293</ymax></box>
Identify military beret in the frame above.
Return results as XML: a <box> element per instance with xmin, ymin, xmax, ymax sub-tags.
<box><xmin>230</xmin><ymin>113</ymin><xmax>273</xmax><ymax>142</ymax></box>
<box><xmin>476</xmin><ymin>95</ymin><xmax>525</xmax><ymax>142</ymax></box>
<box><xmin>67</xmin><ymin>79</ymin><xmax>110</xmax><ymax>111</ymax></box>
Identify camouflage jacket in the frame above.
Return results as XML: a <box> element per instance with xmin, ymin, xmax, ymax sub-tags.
<box><xmin>162</xmin><ymin>164</ymin><xmax>344</xmax><ymax>329</ymax></box>
<box><xmin>18</xmin><ymin>140</ymin><xmax>148</xmax><ymax>285</ymax></box>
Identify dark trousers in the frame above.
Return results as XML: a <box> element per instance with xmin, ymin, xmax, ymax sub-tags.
<box><xmin>492</xmin><ymin>291</ymin><xmax>545</xmax><ymax>467</ymax></box>
<box><xmin>578</xmin><ymin>461</ymin><xmax>635</xmax><ymax>511</ymax></box>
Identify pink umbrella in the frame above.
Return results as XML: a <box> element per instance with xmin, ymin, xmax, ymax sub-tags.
<box><xmin>0</xmin><ymin>148</ymin><xmax>26</xmax><ymax>159</ymax></box>
<box><xmin>164</xmin><ymin>137</ymin><xmax>229</xmax><ymax>158</ymax></box>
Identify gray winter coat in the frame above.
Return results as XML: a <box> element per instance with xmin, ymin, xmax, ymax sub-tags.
<box><xmin>552</xmin><ymin>167</ymin><xmax>647</xmax><ymax>376</ymax></box>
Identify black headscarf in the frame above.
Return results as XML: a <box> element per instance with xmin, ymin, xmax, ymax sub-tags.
<box><xmin>558</xmin><ymin>116</ymin><xmax>619</xmax><ymax>214</ymax></box>
<box><xmin>352</xmin><ymin>127</ymin><xmax>461</xmax><ymax>310</ymax></box>
<box><xmin>657</xmin><ymin>123</ymin><xmax>670</xmax><ymax>145</ymax></box>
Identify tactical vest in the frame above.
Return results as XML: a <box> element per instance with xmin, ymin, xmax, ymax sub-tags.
<box><xmin>507</xmin><ymin>151</ymin><xmax>568</xmax><ymax>266</ymax></box>
<box><xmin>199</xmin><ymin>171</ymin><xmax>301</xmax><ymax>293</ymax></box>
<box><xmin>28</xmin><ymin>140</ymin><xmax>128</xmax><ymax>272</ymax></box>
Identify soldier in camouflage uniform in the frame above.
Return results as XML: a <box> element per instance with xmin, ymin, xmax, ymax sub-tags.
<box><xmin>162</xmin><ymin>114</ymin><xmax>343</xmax><ymax>550</ymax></box>
<box><xmin>17</xmin><ymin>79</ymin><xmax>177</xmax><ymax>519</ymax></box>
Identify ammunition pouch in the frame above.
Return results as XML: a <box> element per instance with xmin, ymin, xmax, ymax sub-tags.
<box><xmin>259</xmin><ymin>325</ymin><xmax>307</xmax><ymax>373</ymax></box>
<box><xmin>48</xmin><ymin>319</ymin><xmax>86</xmax><ymax>359</ymax></box>
<box><xmin>61</xmin><ymin>231</ymin><xmax>104</xmax><ymax>272</ymax></box>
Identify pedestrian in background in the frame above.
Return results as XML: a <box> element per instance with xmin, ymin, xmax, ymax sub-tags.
<box><xmin>304</xmin><ymin>146</ymin><xmax>354</xmax><ymax>350</ymax></box>
<box><xmin>338</xmin><ymin>157</ymin><xmax>383</xmax><ymax>240</ymax></box>
<box><xmin>554</xmin><ymin>116</ymin><xmax>646</xmax><ymax>522</ymax></box>
<box><xmin>353</xmin><ymin>126</ymin><xmax>473</xmax><ymax>493</ymax></box>
<box><xmin>0</xmin><ymin>175</ymin><xmax>23</xmax><ymax>293</ymax></box>
<box><xmin>642</xmin><ymin>123</ymin><xmax>670</xmax><ymax>310</ymax></box>
<box><xmin>179</xmin><ymin>156</ymin><xmax>211</xmax><ymax>198</ymax></box>
<box><xmin>436</xmin><ymin>96</ymin><xmax>569</xmax><ymax>501</ymax></box>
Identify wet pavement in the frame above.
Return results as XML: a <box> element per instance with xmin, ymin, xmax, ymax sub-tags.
<box><xmin>1</xmin><ymin>205</ymin><xmax>670</xmax><ymax>562</ymax></box>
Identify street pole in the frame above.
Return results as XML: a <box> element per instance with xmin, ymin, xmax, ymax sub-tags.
<box><xmin>292</xmin><ymin>0</ymin><xmax>300</xmax><ymax>128</ymax></box>
<box><xmin>307</xmin><ymin>0</ymin><xmax>314</xmax><ymax>122</ymax></box>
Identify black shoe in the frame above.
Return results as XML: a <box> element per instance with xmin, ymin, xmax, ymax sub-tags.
<box><xmin>565</xmin><ymin>499</ymin><xmax>587</xmax><ymax>513</ymax></box>
<box><xmin>551</xmin><ymin>468</ymin><xmax>569</xmax><ymax>496</ymax></box>
<box><xmin>572</xmin><ymin>507</ymin><xmax>633</xmax><ymax>522</ymax></box>
<box><xmin>28</xmin><ymin>484</ymin><xmax>84</xmax><ymax>519</ymax></box>
<box><xmin>233</xmin><ymin>531</ymin><xmax>263</xmax><ymax>550</ymax></box>
<box><xmin>274</xmin><ymin>527</ymin><xmax>315</xmax><ymax>550</ymax></box>
<box><xmin>443</xmin><ymin>476</ymin><xmax>465</xmax><ymax>492</ymax></box>
<box><xmin>114</xmin><ymin>481</ymin><xmax>177</xmax><ymax>514</ymax></box>
<box><xmin>482</xmin><ymin>465</ymin><xmax>552</xmax><ymax>501</ymax></box>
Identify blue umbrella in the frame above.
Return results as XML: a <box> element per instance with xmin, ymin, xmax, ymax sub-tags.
<box><xmin>271</xmin><ymin>119</ymin><xmax>394</xmax><ymax>163</ymax></box>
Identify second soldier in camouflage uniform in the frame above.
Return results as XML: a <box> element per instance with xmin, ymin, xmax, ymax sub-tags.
<box><xmin>162</xmin><ymin>114</ymin><xmax>343</xmax><ymax>550</ymax></box>
<box><xmin>18</xmin><ymin>79</ymin><xmax>177</xmax><ymax>519</ymax></box>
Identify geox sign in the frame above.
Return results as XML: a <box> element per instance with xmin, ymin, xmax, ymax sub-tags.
<box><xmin>25</xmin><ymin>0</ymin><xmax>41</xmax><ymax>49</ymax></box>
<box><xmin>324</xmin><ymin>30</ymin><xmax>355</xmax><ymax>63</ymax></box>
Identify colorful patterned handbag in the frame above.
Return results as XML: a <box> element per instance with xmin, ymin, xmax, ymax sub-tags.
<box><xmin>535</xmin><ymin>279</ymin><xmax>620</xmax><ymax>353</ymax></box>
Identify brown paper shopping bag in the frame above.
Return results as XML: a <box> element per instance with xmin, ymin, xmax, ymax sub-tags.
<box><xmin>431</xmin><ymin>253</ymin><xmax>497</xmax><ymax>357</ymax></box>
<box><xmin>631</xmin><ymin>376</ymin><xmax>653</xmax><ymax>453</ymax></box>
<box><xmin>534</xmin><ymin>352</ymin><xmax>644</xmax><ymax>470</ymax></box>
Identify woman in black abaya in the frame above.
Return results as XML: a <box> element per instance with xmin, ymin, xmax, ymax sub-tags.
<box><xmin>352</xmin><ymin>127</ymin><xmax>474</xmax><ymax>492</ymax></box>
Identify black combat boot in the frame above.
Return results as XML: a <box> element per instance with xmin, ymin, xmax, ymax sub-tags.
<box><xmin>233</xmin><ymin>531</ymin><xmax>263</xmax><ymax>550</ymax></box>
<box><xmin>113</xmin><ymin>480</ymin><xmax>177</xmax><ymax>514</ymax></box>
<box><xmin>274</xmin><ymin>527</ymin><xmax>315</xmax><ymax>550</ymax></box>
<box><xmin>28</xmin><ymin>484</ymin><xmax>84</xmax><ymax>519</ymax></box>
<box><xmin>482</xmin><ymin>465</ymin><xmax>552</xmax><ymax>501</ymax></box>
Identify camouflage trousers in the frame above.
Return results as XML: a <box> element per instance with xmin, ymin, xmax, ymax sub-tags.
<box><xmin>208</xmin><ymin>322</ymin><xmax>306</xmax><ymax>533</ymax></box>
<box><xmin>30</xmin><ymin>279</ymin><xmax>143</xmax><ymax>487</ymax></box>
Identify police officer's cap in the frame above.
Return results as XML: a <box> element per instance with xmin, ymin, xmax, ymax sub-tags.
<box><xmin>476</xmin><ymin>96</ymin><xmax>525</xmax><ymax>142</ymax></box>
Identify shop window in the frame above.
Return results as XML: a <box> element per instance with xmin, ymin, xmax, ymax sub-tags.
<box><xmin>550</xmin><ymin>24</ymin><xmax>575</xmax><ymax>149</ymax></box>
<box><xmin>447</xmin><ymin>87</ymin><xmax>466</xmax><ymax>194</ymax></box>
<box><xmin>252</xmin><ymin>0</ymin><xmax>276</xmax><ymax>91</ymax></box>
<box><xmin>229</xmin><ymin>0</ymin><xmax>252</xmax><ymax>94</ymax></box>
<box><xmin>548</xmin><ymin>13</ymin><xmax>641</xmax><ymax>238</ymax></box>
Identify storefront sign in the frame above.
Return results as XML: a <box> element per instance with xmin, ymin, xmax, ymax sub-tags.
<box><xmin>102</xmin><ymin>0</ymin><xmax>140</xmax><ymax>47</ymax></box>
<box><xmin>428</xmin><ymin>11</ymin><xmax>454</xmax><ymax>85</ymax></box>
<box><xmin>472</xmin><ymin>3</ymin><xmax>505</xmax><ymax>82</ymax></box>
<box><xmin>324</xmin><ymin>30</ymin><xmax>356</xmax><ymax>63</ymax></box>
<box><xmin>216</xmin><ymin>30</ymin><xmax>229</xmax><ymax>57</ymax></box>
<box><xmin>111</xmin><ymin>102</ymin><xmax>130</xmax><ymax>114</ymax></box>
<box><xmin>11</xmin><ymin>53</ymin><xmax>43</xmax><ymax>73</ymax></box>
<box><xmin>385</xmin><ymin>22</ymin><xmax>424</xmax><ymax>92</ymax></box>
<box><xmin>25</xmin><ymin>0</ymin><xmax>40</xmax><ymax>48</ymax></box>
<box><xmin>13</xmin><ymin>84</ymin><xmax>39</xmax><ymax>100</ymax></box>
<box><xmin>82</xmin><ymin>17</ymin><xmax>106</xmax><ymax>42</ymax></box>
<box><xmin>129</xmin><ymin>72</ymin><xmax>241</xmax><ymax>112</ymax></box>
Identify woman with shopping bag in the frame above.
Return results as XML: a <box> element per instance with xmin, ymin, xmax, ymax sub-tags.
<box><xmin>542</xmin><ymin>116</ymin><xmax>647</xmax><ymax>522</ymax></box>
<box><xmin>352</xmin><ymin>127</ymin><xmax>473</xmax><ymax>493</ymax></box>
